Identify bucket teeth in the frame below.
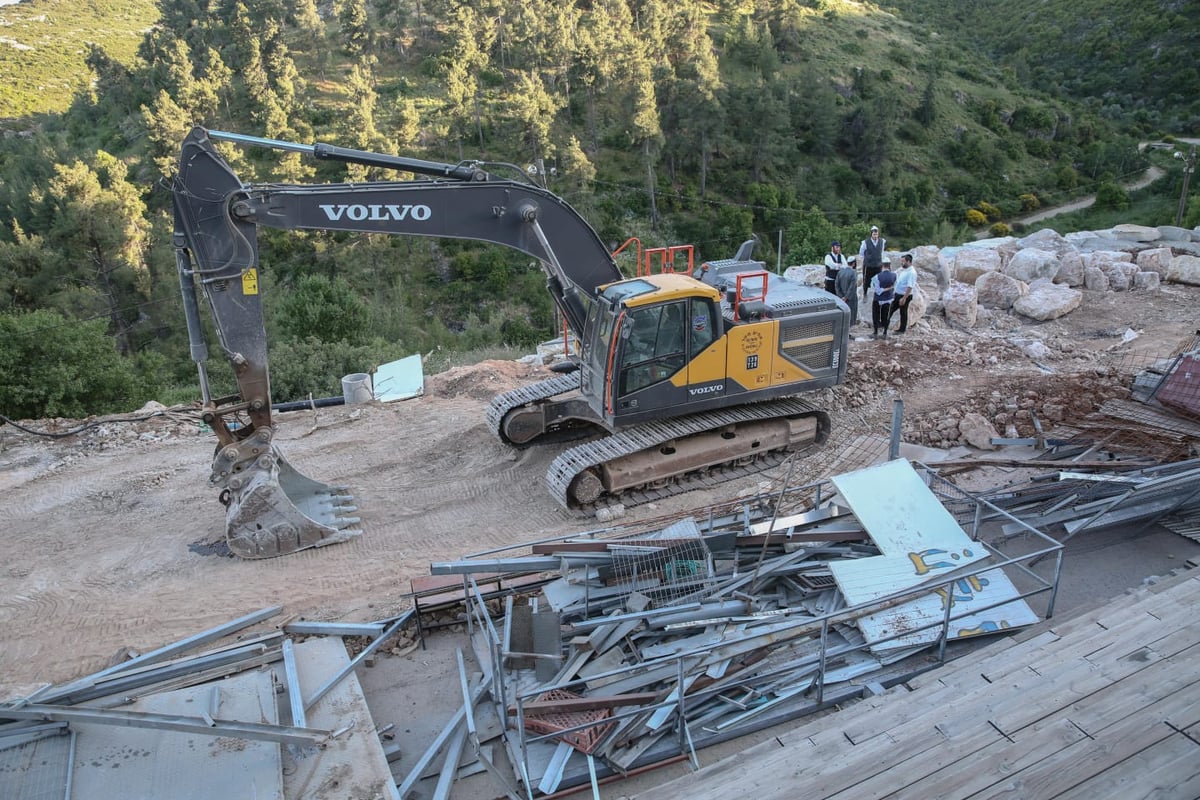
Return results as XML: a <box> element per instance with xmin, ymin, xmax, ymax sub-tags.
<box><xmin>219</xmin><ymin>446</ymin><xmax>362</xmax><ymax>559</ymax></box>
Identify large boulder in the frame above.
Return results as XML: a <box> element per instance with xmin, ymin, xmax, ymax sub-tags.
<box><xmin>1084</xmin><ymin>266</ymin><xmax>1110</xmax><ymax>292</ymax></box>
<box><xmin>1016</xmin><ymin>228</ymin><xmax>1074</xmax><ymax>258</ymax></box>
<box><xmin>783</xmin><ymin>264</ymin><xmax>825</xmax><ymax>286</ymax></box>
<box><xmin>1003</xmin><ymin>248</ymin><xmax>1060</xmax><ymax>283</ymax></box>
<box><xmin>1134</xmin><ymin>271</ymin><xmax>1161</xmax><ymax>291</ymax></box>
<box><xmin>975</xmin><ymin>271</ymin><xmax>1027</xmax><ymax>310</ymax></box>
<box><xmin>958</xmin><ymin>412</ymin><xmax>999</xmax><ymax>450</ymax></box>
<box><xmin>1156</xmin><ymin>225</ymin><xmax>1197</xmax><ymax>243</ymax></box>
<box><xmin>953</xmin><ymin>248</ymin><xmax>1002</xmax><ymax>284</ymax></box>
<box><xmin>1100</xmin><ymin>261</ymin><xmax>1139</xmax><ymax>291</ymax></box>
<box><xmin>1109</xmin><ymin>223</ymin><xmax>1161</xmax><ymax>242</ymax></box>
<box><xmin>1013</xmin><ymin>279</ymin><xmax>1082</xmax><ymax>321</ymax></box>
<box><xmin>942</xmin><ymin>281</ymin><xmax>978</xmax><ymax>329</ymax></box>
<box><xmin>1083</xmin><ymin>250</ymin><xmax>1134</xmax><ymax>269</ymax></box>
<box><xmin>909</xmin><ymin>245</ymin><xmax>948</xmax><ymax>293</ymax></box>
<box><xmin>1136</xmin><ymin>247</ymin><xmax>1174</xmax><ymax>275</ymax></box>
<box><xmin>1166</xmin><ymin>254</ymin><xmax>1200</xmax><ymax>286</ymax></box>
<box><xmin>1055</xmin><ymin>251</ymin><xmax>1085</xmax><ymax>286</ymax></box>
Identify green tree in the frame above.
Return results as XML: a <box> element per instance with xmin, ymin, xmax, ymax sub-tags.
<box><xmin>0</xmin><ymin>309</ymin><xmax>142</xmax><ymax>418</ymax></box>
<box><xmin>274</xmin><ymin>274</ymin><xmax>369</xmax><ymax>344</ymax></box>
<box><xmin>39</xmin><ymin>153</ymin><xmax>152</xmax><ymax>355</ymax></box>
<box><xmin>337</xmin><ymin>0</ymin><xmax>371</xmax><ymax>55</ymax></box>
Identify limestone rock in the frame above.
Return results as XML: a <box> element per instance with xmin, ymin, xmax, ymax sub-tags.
<box><xmin>1084</xmin><ymin>266</ymin><xmax>1110</xmax><ymax>292</ymax></box>
<box><xmin>1156</xmin><ymin>225</ymin><xmax>1197</xmax><ymax>243</ymax></box>
<box><xmin>1012</xmin><ymin>279</ymin><xmax>1082</xmax><ymax>321</ymax></box>
<box><xmin>910</xmin><ymin>245</ymin><xmax>949</xmax><ymax>294</ymax></box>
<box><xmin>1055</xmin><ymin>251</ymin><xmax>1085</xmax><ymax>286</ymax></box>
<box><xmin>958</xmin><ymin>412</ymin><xmax>999</xmax><ymax>450</ymax></box>
<box><xmin>1100</xmin><ymin>261</ymin><xmax>1138</xmax><ymax>291</ymax></box>
<box><xmin>1003</xmin><ymin>248</ymin><xmax>1060</xmax><ymax>283</ymax></box>
<box><xmin>1134</xmin><ymin>271</ymin><xmax>1161</xmax><ymax>291</ymax></box>
<box><xmin>1136</xmin><ymin>247</ymin><xmax>1173</xmax><ymax>275</ymax></box>
<box><xmin>1166</xmin><ymin>254</ymin><xmax>1200</xmax><ymax>286</ymax></box>
<box><xmin>1016</xmin><ymin>228</ymin><xmax>1074</xmax><ymax>257</ymax></box>
<box><xmin>783</xmin><ymin>265</ymin><xmax>825</xmax><ymax>286</ymax></box>
<box><xmin>953</xmin><ymin>248</ymin><xmax>1001</xmax><ymax>285</ymax></box>
<box><xmin>1109</xmin><ymin>223</ymin><xmax>1161</xmax><ymax>242</ymax></box>
<box><xmin>975</xmin><ymin>271</ymin><xmax>1027</xmax><ymax>310</ymax></box>
<box><xmin>942</xmin><ymin>281</ymin><xmax>978</xmax><ymax>329</ymax></box>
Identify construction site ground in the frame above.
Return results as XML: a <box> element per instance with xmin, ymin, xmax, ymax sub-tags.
<box><xmin>2</xmin><ymin>281</ymin><xmax>1200</xmax><ymax>796</ymax></box>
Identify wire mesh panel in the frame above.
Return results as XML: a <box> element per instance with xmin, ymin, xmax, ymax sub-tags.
<box><xmin>0</xmin><ymin>732</ymin><xmax>72</xmax><ymax>800</ymax></box>
<box><xmin>609</xmin><ymin>519</ymin><xmax>714</xmax><ymax>607</ymax></box>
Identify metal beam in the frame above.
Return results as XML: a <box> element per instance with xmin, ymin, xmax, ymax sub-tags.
<box><xmin>2</xmin><ymin>704</ymin><xmax>327</xmax><ymax>747</ymax></box>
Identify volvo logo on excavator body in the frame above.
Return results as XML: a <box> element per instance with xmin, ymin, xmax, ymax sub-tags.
<box><xmin>319</xmin><ymin>204</ymin><xmax>432</xmax><ymax>222</ymax></box>
<box><xmin>688</xmin><ymin>384</ymin><xmax>724</xmax><ymax>396</ymax></box>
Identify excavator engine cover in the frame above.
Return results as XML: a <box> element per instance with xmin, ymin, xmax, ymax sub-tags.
<box><xmin>213</xmin><ymin>438</ymin><xmax>361</xmax><ymax>558</ymax></box>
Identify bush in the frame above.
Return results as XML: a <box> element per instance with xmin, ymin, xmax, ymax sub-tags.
<box><xmin>965</xmin><ymin>208</ymin><xmax>987</xmax><ymax>226</ymax></box>
<box><xmin>267</xmin><ymin>336</ymin><xmax>412</xmax><ymax>402</ymax></box>
<box><xmin>977</xmin><ymin>201</ymin><xmax>1003</xmax><ymax>221</ymax></box>
<box><xmin>274</xmin><ymin>275</ymin><xmax>369</xmax><ymax>344</ymax></box>
<box><xmin>0</xmin><ymin>309</ymin><xmax>142</xmax><ymax>419</ymax></box>
<box><xmin>989</xmin><ymin>222</ymin><xmax>1012</xmax><ymax>237</ymax></box>
<box><xmin>1019</xmin><ymin>193</ymin><xmax>1041</xmax><ymax>212</ymax></box>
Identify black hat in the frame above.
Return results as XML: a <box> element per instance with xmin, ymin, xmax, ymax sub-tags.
<box><xmin>831</xmin><ymin>240</ymin><xmax>840</xmax><ymax>247</ymax></box>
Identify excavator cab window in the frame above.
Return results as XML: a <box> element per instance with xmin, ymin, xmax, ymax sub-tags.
<box><xmin>618</xmin><ymin>301</ymin><xmax>688</xmax><ymax>395</ymax></box>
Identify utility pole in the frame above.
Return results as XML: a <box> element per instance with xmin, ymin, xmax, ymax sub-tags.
<box><xmin>1176</xmin><ymin>145</ymin><xmax>1197</xmax><ymax>226</ymax></box>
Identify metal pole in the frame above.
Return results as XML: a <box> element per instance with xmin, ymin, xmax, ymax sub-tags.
<box><xmin>1176</xmin><ymin>146</ymin><xmax>1197</xmax><ymax>227</ymax></box>
<box><xmin>889</xmin><ymin>398</ymin><xmax>904</xmax><ymax>460</ymax></box>
<box><xmin>776</xmin><ymin>229</ymin><xmax>783</xmax><ymax>274</ymax></box>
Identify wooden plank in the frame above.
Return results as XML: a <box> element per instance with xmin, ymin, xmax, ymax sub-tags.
<box><xmin>903</xmin><ymin>629</ymin><xmax>1060</xmax><ymax>691</ymax></box>
<box><xmin>823</xmin><ymin>717</ymin><xmax>1086</xmax><ymax>800</ymax></box>
<box><xmin>966</xmin><ymin>686</ymin><xmax>1200</xmax><ymax>799</ymax></box>
<box><xmin>1053</xmin><ymin>733</ymin><xmax>1200</xmax><ymax>800</ymax></box>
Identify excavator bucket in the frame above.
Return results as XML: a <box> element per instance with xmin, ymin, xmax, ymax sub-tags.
<box><xmin>218</xmin><ymin>446</ymin><xmax>362</xmax><ymax>559</ymax></box>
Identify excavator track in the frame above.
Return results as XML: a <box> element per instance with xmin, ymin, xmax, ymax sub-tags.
<box><xmin>486</xmin><ymin>372</ymin><xmax>597</xmax><ymax>448</ymax></box>
<box><xmin>546</xmin><ymin>398</ymin><xmax>829</xmax><ymax>513</ymax></box>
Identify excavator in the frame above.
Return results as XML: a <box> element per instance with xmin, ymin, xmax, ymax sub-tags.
<box><xmin>173</xmin><ymin>127</ymin><xmax>849</xmax><ymax>558</ymax></box>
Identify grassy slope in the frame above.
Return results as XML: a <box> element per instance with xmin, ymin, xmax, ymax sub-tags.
<box><xmin>0</xmin><ymin>0</ymin><xmax>159</xmax><ymax>120</ymax></box>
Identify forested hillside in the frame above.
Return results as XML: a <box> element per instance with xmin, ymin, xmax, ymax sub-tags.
<box><xmin>0</xmin><ymin>0</ymin><xmax>1185</xmax><ymax>420</ymax></box>
<box><xmin>888</xmin><ymin>0</ymin><xmax>1200</xmax><ymax>133</ymax></box>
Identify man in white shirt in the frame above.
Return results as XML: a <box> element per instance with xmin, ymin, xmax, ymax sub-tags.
<box><xmin>891</xmin><ymin>253</ymin><xmax>917</xmax><ymax>334</ymax></box>
<box><xmin>823</xmin><ymin>240</ymin><xmax>845</xmax><ymax>295</ymax></box>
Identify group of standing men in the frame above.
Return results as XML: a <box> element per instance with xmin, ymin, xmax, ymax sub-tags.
<box><xmin>823</xmin><ymin>226</ymin><xmax>915</xmax><ymax>340</ymax></box>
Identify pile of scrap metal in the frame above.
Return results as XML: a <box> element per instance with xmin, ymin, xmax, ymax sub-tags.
<box><xmin>429</xmin><ymin>460</ymin><xmax>1060</xmax><ymax>797</ymax></box>
<box><xmin>0</xmin><ymin>607</ymin><xmax>412</xmax><ymax>799</ymax></box>
<box><xmin>980</xmin><ymin>458</ymin><xmax>1200</xmax><ymax>545</ymax></box>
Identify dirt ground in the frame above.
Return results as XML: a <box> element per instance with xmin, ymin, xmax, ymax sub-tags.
<box><xmin>1</xmin><ymin>281</ymin><xmax>1198</xmax><ymax>702</ymax></box>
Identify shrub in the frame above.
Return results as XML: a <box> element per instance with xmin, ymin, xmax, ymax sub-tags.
<box><xmin>966</xmin><ymin>208</ymin><xmax>987</xmax><ymax>226</ymax></box>
<box><xmin>275</xmin><ymin>275</ymin><xmax>369</xmax><ymax>344</ymax></box>
<box><xmin>267</xmin><ymin>336</ymin><xmax>412</xmax><ymax>402</ymax></box>
<box><xmin>1019</xmin><ymin>193</ymin><xmax>1041</xmax><ymax>212</ymax></box>
<box><xmin>977</xmin><ymin>201</ymin><xmax>1003</xmax><ymax>221</ymax></box>
<box><xmin>0</xmin><ymin>309</ymin><xmax>142</xmax><ymax>419</ymax></box>
<box><xmin>989</xmin><ymin>222</ymin><xmax>1012</xmax><ymax>237</ymax></box>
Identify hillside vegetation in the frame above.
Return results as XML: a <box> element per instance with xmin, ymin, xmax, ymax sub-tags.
<box><xmin>0</xmin><ymin>0</ymin><xmax>1191</xmax><ymax>420</ymax></box>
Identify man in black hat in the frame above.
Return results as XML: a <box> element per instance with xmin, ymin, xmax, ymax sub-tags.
<box><xmin>858</xmin><ymin>225</ymin><xmax>886</xmax><ymax>299</ymax></box>
<box><xmin>823</xmin><ymin>240</ymin><xmax>845</xmax><ymax>295</ymax></box>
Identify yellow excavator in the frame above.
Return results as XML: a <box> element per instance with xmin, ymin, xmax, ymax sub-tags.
<box><xmin>173</xmin><ymin>127</ymin><xmax>849</xmax><ymax>558</ymax></box>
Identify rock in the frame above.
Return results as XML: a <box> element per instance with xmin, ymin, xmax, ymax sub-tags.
<box><xmin>1003</xmin><ymin>248</ymin><xmax>1060</xmax><ymax>283</ymax></box>
<box><xmin>1134</xmin><ymin>271</ymin><xmax>1161</xmax><ymax>291</ymax></box>
<box><xmin>1015</xmin><ymin>338</ymin><xmax>1054</xmax><ymax>360</ymax></box>
<box><xmin>958</xmin><ymin>412</ymin><xmax>999</xmax><ymax>450</ymax></box>
<box><xmin>1084</xmin><ymin>266</ymin><xmax>1110</xmax><ymax>291</ymax></box>
<box><xmin>783</xmin><ymin>265</ymin><xmax>825</xmax><ymax>286</ymax></box>
<box><xmin>1100</xmin><ymin>261</ymin><xmax>1138</xmax><ymax>291</ymax></box>
<box><xmin>1109</xmin><ymin>223</ymin><xmax>1161</xmax><ymax>242</ymax></box>
<box><xmin>953</xmin><ymin>248</ymin><xmax>1001</xmax><ymax>284</ymax></box>
<box><xmin>1055</xmin><ymin>251</ymin><xmax>1085</xmax><ymax>286</ymax></box>
<box><xmin>975</xmin><ymin>271</ymin><xmax>1027</xmax><ymax>310</ymax></box>
<box><xmin>1084</xmin><ymin>250</ymin><xmax>1134</xmax><ymax>269</ymax></box>
<box><xmin>942</xmin><ymin>282</ymin><xmax>978</xmax><ymax>329</ymax></box>
<box><xmin>1136</xmin><ymin>247</ymin><xmax>1173</xmax><ymax>275</ymax></box>
<box><xmin>1166</xmin><ymin>254</ymin><xmax>1200</xmax><ymax>285</ymax></box>
<box><xmin>1156</xmin><ymin>225</ymin><xmax>1196</xmax><ymax>242</ymax></box>
<box><xmin>910</xmin><ymin>245</ymin><xmax>949</xmax><ymax>293</ymax></box>
<box><xmin>1016</xmin><ymin>228</ymin><xmax>1075</xmax><ymax>257</ymax></box>
<box><xmin>1013</xmin><ymin>279</ymin><xmax>1082</xmax><ymax>321</ymax></box>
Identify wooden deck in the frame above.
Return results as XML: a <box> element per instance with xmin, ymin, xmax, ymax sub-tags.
<box><xmin>638</xmin><ymin>569</ymin><xmax>1200</xmax><ymax>800</ymax></box>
